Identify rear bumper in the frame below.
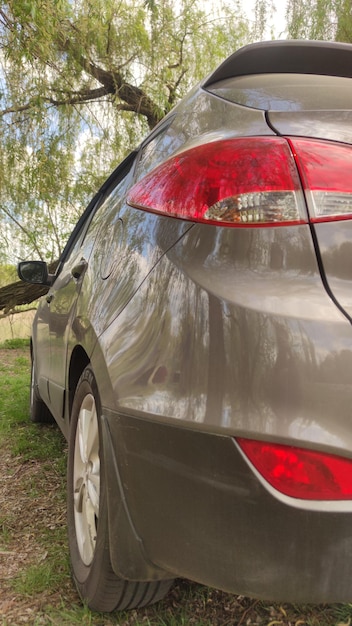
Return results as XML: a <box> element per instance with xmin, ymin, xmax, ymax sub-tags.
<box><xmin>104</xmin><ymin>412</ymin><xmax>352</xmax><ymax>603</ymax></box>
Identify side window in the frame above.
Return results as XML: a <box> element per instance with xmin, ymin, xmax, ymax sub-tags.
<box><xmin>54</xmin><ymin>207</ymin><xmax>98</xmax><ymax>278</ymax></box>
<box><xmin>84</xmin><ymin>168</ymin><xmax>132</xmax><ymax>251</ymax></box>
<box><xmin>84</xmin><ymin>160</ymin><xmax>135</xmax><ymax>281</ymax></box>
<box><xmin>133</xmin><ymin>116</ymin><xmax>176</xmax><ymax>182</ymax></box>
<box><xmin>56</xmin><ymin>153</ymin><xmax>136</xmax><ymax>275</ymax></box>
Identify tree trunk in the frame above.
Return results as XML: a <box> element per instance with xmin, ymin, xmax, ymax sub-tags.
<box><xmin>0</xmin><ymin>261</ymin><xmax>58</xmax><ymax>314</ymax></box>
<box><xmin>0</xmin><ymin>281</ymin><xmax>49</xmax><ymax>314</ymax></box>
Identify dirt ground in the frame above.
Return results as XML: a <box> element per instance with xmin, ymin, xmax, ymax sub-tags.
<box><xmin>0</xmin><ymin>448</ymin><xmax>77</xmax><ymax>624</ymax></box>
<box><xmin>0</xmin><ymin>427</ymin><xmax>264</xmax><ymax>626</ymax></box>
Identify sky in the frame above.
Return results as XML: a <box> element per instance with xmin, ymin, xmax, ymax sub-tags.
<box><xmin>195</xmin><ymin>1</ymin><xmax>289</xmax><ymax>40</ymax></box>
<box><xmin>240</xmin><ymin>0</ymin><xmax>288</xmax><ymax>39</ymax></box>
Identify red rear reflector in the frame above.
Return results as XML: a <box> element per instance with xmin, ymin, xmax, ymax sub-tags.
<box><xmin>289</xmin><ymin>138</ymin><xmax>352</xmax><ymax>222</ymax></box>
<box><xmin>237</xmin><ymin>438</ymin><xmax>352</xmax><ymax>500</ymax></box>
<box><xmin>128</xmin><ymin>137</ymin><xmax>307</xmax><ymax>226</ymax></box>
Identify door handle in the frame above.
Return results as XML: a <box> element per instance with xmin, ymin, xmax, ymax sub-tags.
<box><xmin>71</xmin><ymin>258</ymin><xmax>88</xmax><ymax>280</ymax></box>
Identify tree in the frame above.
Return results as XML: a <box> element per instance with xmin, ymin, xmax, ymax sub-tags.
<box><xmin>0</xmin><ymin>0</ymin><xmax>251</xmax><ymax>313</ymax></box>
<box><xmin>0</xmin><ymin>0</ymin><xmax>249</xmax><ymax>257</ymax></box>
<box><xmin>285</xmin><ymin>0</ymin><xmax>352</xmax><ymax>41</ymax></box>
<box><xmin>252</xmin><ymin>0</ymin><xmax>276</xmax><ymax>40</ymax></box>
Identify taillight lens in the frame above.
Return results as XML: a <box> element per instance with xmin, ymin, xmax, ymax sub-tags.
<box><xmin>289</xmin><ymin>138</ymin><xmax>352</xmax><ymax>223</ymax></box>
<box><xmin>237</xmin><ymin>438</ymin><xmax>352</xmax><ymax>500</ymax></box>
<box><xmin>128</xmin><ymin>137</ymin><xmax>307</xmax><ymax>226</ymax></box>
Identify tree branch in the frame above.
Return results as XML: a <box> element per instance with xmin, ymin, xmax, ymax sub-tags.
<box><xmin>0</xmin><ymin>261</ymin><xmax>59</xmax><ymax>313</ymax></box>
<box><xmin>0</xmin><ymin>281</ymin><xmax>48</xmax><ymax>313</ymax></box>
<box><xmin>48</xmin><ymin>86</ymin><xmax>111</xmax><ymax>106</ymax></box>
<box><xmin>0</xmin><ymin>306</ymin><xmax>37</xmax><ymax>320</ymax></box>
<box><xmin>82</xmin><ymin>60</ymin><xmax>164</xmax><ymax>128</ymax></box>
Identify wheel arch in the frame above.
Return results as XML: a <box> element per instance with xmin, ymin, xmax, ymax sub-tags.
<box><xmin>68</xmin><ymin>345</ymin><xmax>90</xmax><ymax>420</ymax></box>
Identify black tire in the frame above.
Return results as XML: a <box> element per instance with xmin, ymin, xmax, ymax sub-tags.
<box><xmin>67</xmin><ymin>365</ymin><xmax>173</xmax><ymax>612</ymax></box>
<box><xmin>30</xmin><ymin>358</ymin><xmax>54</xmax><ymax>423</ymax></box>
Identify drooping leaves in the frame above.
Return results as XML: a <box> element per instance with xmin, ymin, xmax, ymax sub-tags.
<box><xmin>0</xmin><ymin>0</ymin><xmax>250</xmax><ymax>272</ymax></box>
<box><xmin>285</xmin><ymin>0</ymin><xmax>352</xmax><ymax>41</ymax></box>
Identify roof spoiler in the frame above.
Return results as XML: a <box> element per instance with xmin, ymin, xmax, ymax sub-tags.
<box><xmin>203</xmin><ymin>40</ymin><xmax>352</xmax><ymax>87</ymax></box>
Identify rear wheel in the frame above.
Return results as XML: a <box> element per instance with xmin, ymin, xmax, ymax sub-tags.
<box><xmin>67</xmin><ymin>366</ymin><xmax>173</xmax><ymax>611</ymax></box>
<box><xmin>30</xmin><ymin>358</ymin><xmax>54</xmax><ymax>423</ymax></box>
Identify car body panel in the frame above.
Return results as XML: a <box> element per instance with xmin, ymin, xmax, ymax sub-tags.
<box><xmin>33</xmin><ymin>299</ymin><xmax>51</xmax><ymax>407</ymax></box>
<box><xmin>310</xmin><ymin>221</ymin><xmax>352</xmax><ymax>320</ymax></box>
<box><xmin>207</xmin><ymin>74</ymin><xmax>352</xmax><ymax>112</ymax></box>
<box><xmin>268</xmin><ymin>110</ymin><xmax>352</xmax><ymax>144</ymax></box>
<box><xmin>97</xmin><ymin>221</ymin><xmax>352</xmax><ymax>452</ymax></box>
<box><xmin>138</xmin><ymin>86</ymin><xmax>275</xmax><ymax>170</ymax></box>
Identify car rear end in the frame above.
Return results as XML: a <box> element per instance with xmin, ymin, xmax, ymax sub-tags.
<box><xmin>95</xmin><ymin>41</ymin><xmax>352</xmax><ymax>602</ymax></box>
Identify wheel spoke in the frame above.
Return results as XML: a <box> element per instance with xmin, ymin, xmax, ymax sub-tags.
<box><xmin>73</xmin><ymin>477</ymin><xmax>84</xmax><ymax>514</ymax></box>
<box><xmin>81</xmin><ymin>496</ymin><xmax>96</xmax><ymax>563</ymax></box>
<box><xmin>78</xmin><ymin>407</ymin><xmax>93</xmax><ymax>463</ymax></box>
<box><xmin>87</xmin><ymin>471</ymin><xmax>100</xmax><ymax>516</ymax></box>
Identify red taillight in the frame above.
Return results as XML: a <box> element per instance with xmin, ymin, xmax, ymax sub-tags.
<box><xmin>128</xmin><ymin>137</ymin><xmax>307</xmax><ymax>226</ymax></box>
<box><xmin>236</xmin><ymin>438</ymin><xmax>352</xmax><ymax>500</ymax></box>
<box><xmin>289</xmin><ymin>138</ymin><xmax>352</xmax><ymax>223</ymax></box>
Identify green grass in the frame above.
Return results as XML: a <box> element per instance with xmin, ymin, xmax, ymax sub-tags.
<box><xmin>1</xmin><ymin>346</ymin><xmax>352</xmax><ymax>625</ymax></box>
<box><xmin>0</xmin><ymin>350</ymin><xmax>32</xmax><ymax>438</ymax></box>
<box><xmin>14</xmin><ymin>560</ymin><xmax>67</xmax><ymax>596</ymax></box>
<box><xmin>0</xmin><ymin>345</ymin><xmax>71</xmax><ymax>610</ymax></box>
<box><xmin>0</xmin><ymin>514</ymin><xmax>14</xmax><ymax>546</ymax></box>
<box><xmin>0</xmin><ymin>337</ymin><xmax>30</xmax><ymax>349</ymax></box>
<box><xmin>0</xmin><ymin>343</ymin><xmax>66</xmax><ymax>470</ymax></box>
<box><xmin>11</xmin><ymin>419</ymin><xmax>67</xmax><ymax>468</ymax></box>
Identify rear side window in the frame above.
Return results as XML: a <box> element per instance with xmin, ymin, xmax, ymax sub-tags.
<box><xmin>206</xmin><ymin>73</ymin><xmax>352</xmax><ymax>112</ymax></box>
<box><xmin>56</xmin><ymin>152</ymin><xmax>136</xmax><ymax>272</ymax></box>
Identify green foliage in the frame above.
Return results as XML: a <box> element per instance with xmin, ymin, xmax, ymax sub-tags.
<box><xmin>0</xmin><ymin>0</ymin><xmax>250</xmax><ymax>265</ymax></box>
<box><xmin>285</xmin><ymin>0</ymin><xmax>352</xmax><ymax>41</ymax></box>
<box><xmin>0</xmin><ymin>349</ymin><xmax>31</xmax><ymax>439</ymax></box>
<box><xmin>0</xmin><ymin>337</ymin><xmax>30</xmax><ymax>348</ymax></box>
<box><xmin>13</xmin><ymin>556</ymin><xmax>69</xmax><ymax>596</ymax></box>
<box><xmin>252</xmin><ymin>0</ymin><xmax>276</xmax><ymax>40</ymax></box>
<box><xmin>0</xmin><ymin>264</ymin><xmax>17</xmax><ymax>286</ymax></box>
<box><xmin>0</xmin><ymin>343</ymin><xmax>65</xmax><ymax>464</ymax></box>
<box><xmin>335</xmin><ymin>0</ymin><xmax>352</xmax><ymax>41</ymax></box>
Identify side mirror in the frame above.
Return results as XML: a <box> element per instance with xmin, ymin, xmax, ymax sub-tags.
<box><xmin>17</xmin><ymin>261</ymin><xmax>54</xmax><ymax>286</ymax></box>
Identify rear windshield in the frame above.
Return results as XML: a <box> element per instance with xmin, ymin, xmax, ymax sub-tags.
<box><xmin>206</xmin><ymin>73</ymin><xmax>352</xmax><ymax>111</ymax></box>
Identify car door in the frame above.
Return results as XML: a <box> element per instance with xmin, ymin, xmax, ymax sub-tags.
<box><xmin>45</xmin><ymin>153</ymin><xmax>136</xmax><ymax>422</ymax></box>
